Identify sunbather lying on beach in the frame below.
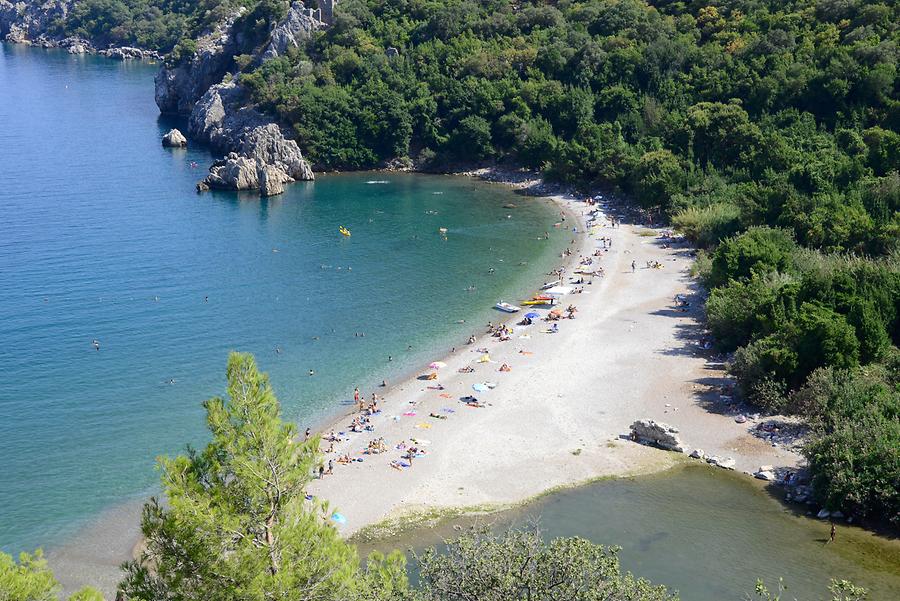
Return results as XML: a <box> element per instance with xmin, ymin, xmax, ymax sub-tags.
<box><xmin>461</xmin><ymin>396</ymin><xmax>485</xmax><ymax>408</ymax></box>
<box><xmin>429</xmin><ymin>412</ymin><xmax>447</xmax><ymax>419</ymax></box>
<box><xmin>458</xmin><ymin>366</ymin><xmax>475</xmax><ymax>373</ymax></box>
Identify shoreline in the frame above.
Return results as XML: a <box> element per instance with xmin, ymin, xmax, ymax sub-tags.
<box><xmin>47</xmin><ymin>174</ymin><xmax>806</xmax><ymax>597</ymax></box>
<box><xmin>305</xmin><ymin>182</ymin><xmax>804</xmax><ymax>539</ymax></box>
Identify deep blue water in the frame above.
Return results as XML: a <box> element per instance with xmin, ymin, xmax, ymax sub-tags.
<box><xmin>0</xmin><ymin>44</ymin><xmax>566</xmax><ymax>553</ymax></box>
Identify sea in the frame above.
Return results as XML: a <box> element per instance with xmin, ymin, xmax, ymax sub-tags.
<box><xmin>0</xmin><ymin>43</ymin><xmax>567</xmax><ymax>555</ymax></box>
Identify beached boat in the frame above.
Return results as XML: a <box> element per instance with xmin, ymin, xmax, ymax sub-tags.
<box><xmin>494</xmin><ymin>301</ymin><xmax>521</xmax><ymax>313</ymax></box>
<box><xmin>539</xmin><ymin>281</ymin><xmax>559</xmax><ymax>290</ymax></box>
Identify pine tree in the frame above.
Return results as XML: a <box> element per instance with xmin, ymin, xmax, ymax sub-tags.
<box><xmin>119</xmin><ymin>352</ymin><xmax>406</xmax><ymax>601</ymax></box>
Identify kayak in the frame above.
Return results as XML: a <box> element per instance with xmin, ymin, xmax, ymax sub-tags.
<box><xmin>339</xmin><ymin>226</ymin><xmax>351</xmax><ymax>237</ymax></box>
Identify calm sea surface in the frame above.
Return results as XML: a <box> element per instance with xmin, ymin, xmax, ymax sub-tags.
<box><xmin>0</xmin><ymin>43</ymin><xmax>567</xmax><ymax>554</ymax></box>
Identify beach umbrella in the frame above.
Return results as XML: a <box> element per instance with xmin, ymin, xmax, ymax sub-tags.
<box><xmin>429</xmin><ymin>361</ymin><xmax>447</xmax><ymax>369</ymax></box>
<box><xmin>331</xmin><ymin>512</ymin><xmax>347</xmax><ymax>524</ymax></box>
<box><xmin>525</xmin><ymin>312</ymin><xmax>540</xmax><ymax>319</ymax></box>
<box><xmin>472</xmin><ymin>383</ymin><xmax>489</xmax><ymax>392</ymax></box>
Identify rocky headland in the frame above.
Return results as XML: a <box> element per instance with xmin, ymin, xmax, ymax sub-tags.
<box><xmin>156</xmin><ymin>2</ymin><xmax>323</xmax><ymax>195</ymax></box>
<box><xmin>3</xmin><ymin>0</ymin><xmax>324</xmax><ymax>196</ymax></box>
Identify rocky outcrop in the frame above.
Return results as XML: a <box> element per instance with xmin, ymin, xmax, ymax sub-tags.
<box><xmin>190</xmin><ymin>82</ymin><xmax>313</xmax><ymax>192</ymax></box>
<box><xmin>162</xmin><ymin>129</ymin><xmax>187</xmax><ymax>148</ymax></box>
<box><xmin>205</xmin><ymin>153</ymin><xmax>261</xmax><ymax>190</ymax></box>
<box><xmin>258</xmin><ymin>164</ymin><xmax>286</xmax><ymax>197</ymax></box>
<box><xmin>1</xmin><ymin>1</ymin><xmax>161</xmax><ymax>59</ymax></box>
<box><xmin>154</xmin><ymin>9</ymin><xmax>247</xmax><ymax>115</ymax></box>
<box><xmin>262</xmin><ymin>1</ymin><xmax>323</xmax><ymax>60</ymax></box>
<box><xmin>630</xmin><ymin>419</ymin><xmax>684</xmax><ymax>453</ymax></box>
<box><xmin>100</xmin><ymin>46</ymin><xmax>162</xmax><ymax>61</ymax></box>
<box><xmin>1</xmin><ymin>1</ymin><xmax>74</xmax><ymax>43</ymax></box>
<box><xmin>157</xmin><ymin>2</ymin><xmax>319</xmax><ymax>194</ymax></box>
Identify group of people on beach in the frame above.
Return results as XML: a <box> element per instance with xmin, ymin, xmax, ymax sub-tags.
<box><xmin>310</xmin><ymin>198</ymin><xmax>619</xmax><ymax>485</ymax></box>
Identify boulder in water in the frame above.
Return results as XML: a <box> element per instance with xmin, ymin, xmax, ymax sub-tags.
<box><xmin>258</xmin><ymin>164</ymin><xmax>286</xmax><ymax>197</ymax></box>
<box><xmin>162</xmin><ymin>128</ymin><xmax>187</xmax><ymax>148</ymax></box>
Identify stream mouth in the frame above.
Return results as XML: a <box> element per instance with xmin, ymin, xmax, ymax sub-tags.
<box><xmin>360</xmin><ymin>465</ymin><xmax>900</xmax><ymax>601</ymax></box>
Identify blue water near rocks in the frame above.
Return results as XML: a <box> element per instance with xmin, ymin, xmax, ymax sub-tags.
<box><xmin>0</xmin><ymin>44</ymin><xmax>568</xmax><ymax>554</ymax></box>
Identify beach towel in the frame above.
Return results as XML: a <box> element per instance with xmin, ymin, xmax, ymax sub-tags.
<box><xmin>415</xmin><ymin>423</ymin><xmax>433</xmax><ymax>429</ymax></box>
<box><xmin>403</xmin><ymin>411</ymin><xmax>417</xmax><ymax>416</ymax></box>
<box><xmin>439</xmin><ymin>393</ymin><xmax>452</xmax><ymax>398</ymax></box>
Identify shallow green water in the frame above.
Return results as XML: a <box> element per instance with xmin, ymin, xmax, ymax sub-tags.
<box><xmin>362</xmin><ymin>466</ymin><xmax>900</xmax><ymax>601</ymax></box>
<box><xmin>0</xmin><ymin>43</ymin><xmax>567</xmax><ymax>554</ymax></box>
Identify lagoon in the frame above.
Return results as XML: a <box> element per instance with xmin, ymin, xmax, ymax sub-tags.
<box><xmin>363</xmin><ymin>466</ymin><xmax>900</xmax><ymax>601</ymax></box>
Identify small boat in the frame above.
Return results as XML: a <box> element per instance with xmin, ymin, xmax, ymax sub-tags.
<box><xmin>522</xmin><ymin>299</ymin><xmax>555</xmax><ymax>306</ymax></box>
<box><xmin>439</xmin><ymin>227</ymin><xmax>448</xmax><ymax>234</ymax></box>
<box><xmin>539</xmin><ymin>281</ymin><xmax>559</xmax><ymax>290</ymax></box>
<box><xmin>339</xmin><ymin>226</ymin><xmax>351</xmax><ymax>237</ymax></box>
<box><xmin>503</xmin><ymin>203</ymin><xmax>517</xmax><ymax>209</ymax></box>
<box><xmin>494</xmin><ymin>301</ymin><xmax>521</xmax><ymax>313</ymax></box>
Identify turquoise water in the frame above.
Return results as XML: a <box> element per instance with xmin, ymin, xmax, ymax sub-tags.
<box><xmin>0</xmin><ymin>44</ymin><xmax>567</xmax><ymax>554</ymax></box>
<box><xmin>364</xmin><ymin>467</ymin><xmax>900</xmax><ymax>601</ymax></box>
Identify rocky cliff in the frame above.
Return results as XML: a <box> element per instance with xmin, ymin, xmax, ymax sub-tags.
<box><xmin>157</xmin><ymin>1</ymin><xmax>323</xmax><ymax>195</ymax></box>
<box><xmin>0</xmin><ymin>0</ymin><xmax>161</xmax><ymax>58</ymax></box>
<box><xmin>1</xmin><ymin>0</ymin><xmax>72</xmax><ymax>44</ymax></box>
<box><xmin>190</xmin><ymin>81</ymin><xmax>314</xmax><ymax>194</ymax></box>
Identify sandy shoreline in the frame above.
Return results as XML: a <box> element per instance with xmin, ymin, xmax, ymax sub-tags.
<box><xmin>48</xmin><ymin>180</ymin><xmax>804</xmax><ymax>597</ymax></box>
<box><xmin>306</xmin><ymin>188</ymin><xmax>802</xmax><ymax>538</ymax></box>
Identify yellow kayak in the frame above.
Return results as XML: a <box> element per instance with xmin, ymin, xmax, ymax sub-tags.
<box><xmin>339</xmin><ymin>226</ymin><xmax>351</xmax><ymax>237</ymax></box>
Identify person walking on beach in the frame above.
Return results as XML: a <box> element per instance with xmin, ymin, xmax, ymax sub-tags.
<box><xmin>354</xmin><ymin>387</ymin><xmax>360</xmax><ymax>403</ymax></box>
<box><xmin>828</xmin><ymin>521</ymin><xmax>836</xmax><ymax>544</ymax></box>
<box><xmin>305</xmin><ymin>427</ymin><xmax>311</xmax><ymax>441</ymax></box>
<box><xmin>631</xmin><ymin>260</ymin><xmax>636</xmax><ymax>272</ymax></box>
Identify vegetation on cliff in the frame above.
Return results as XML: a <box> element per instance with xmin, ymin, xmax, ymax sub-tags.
<box><xmin>247</xmin><ymin>0</ymin><xmax>900</xmax><ymax>527</ymax></box>
<box><xmin>51</xmin><ymin>0</ymin><xmax>287</xmax><ymax>55</ymax></box>
<box><xmin>42</xmin><ymin>0</ymin><xmax>900</xmax><ymax>528</ymax></box>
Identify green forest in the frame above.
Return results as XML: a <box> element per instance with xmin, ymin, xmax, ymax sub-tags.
<box><xmin>240</xmin><ymin>0</ymin><xmax>900</xmax><ymax>528</ymax></box>
<box><xmin>53</xmin><ymin>0</ymin><xmax>898</xmax><ymax>526</ymax></box>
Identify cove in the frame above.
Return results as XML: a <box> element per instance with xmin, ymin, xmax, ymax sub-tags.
<box><xmin>0</xmin><ymin>43</ymin><xmax>567</xmax><ymax>554</ymax></box>
<box><xmin>361</xmin><ymin>465</ymin><xmax>900</xmax><ymax>601</ymax></box>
